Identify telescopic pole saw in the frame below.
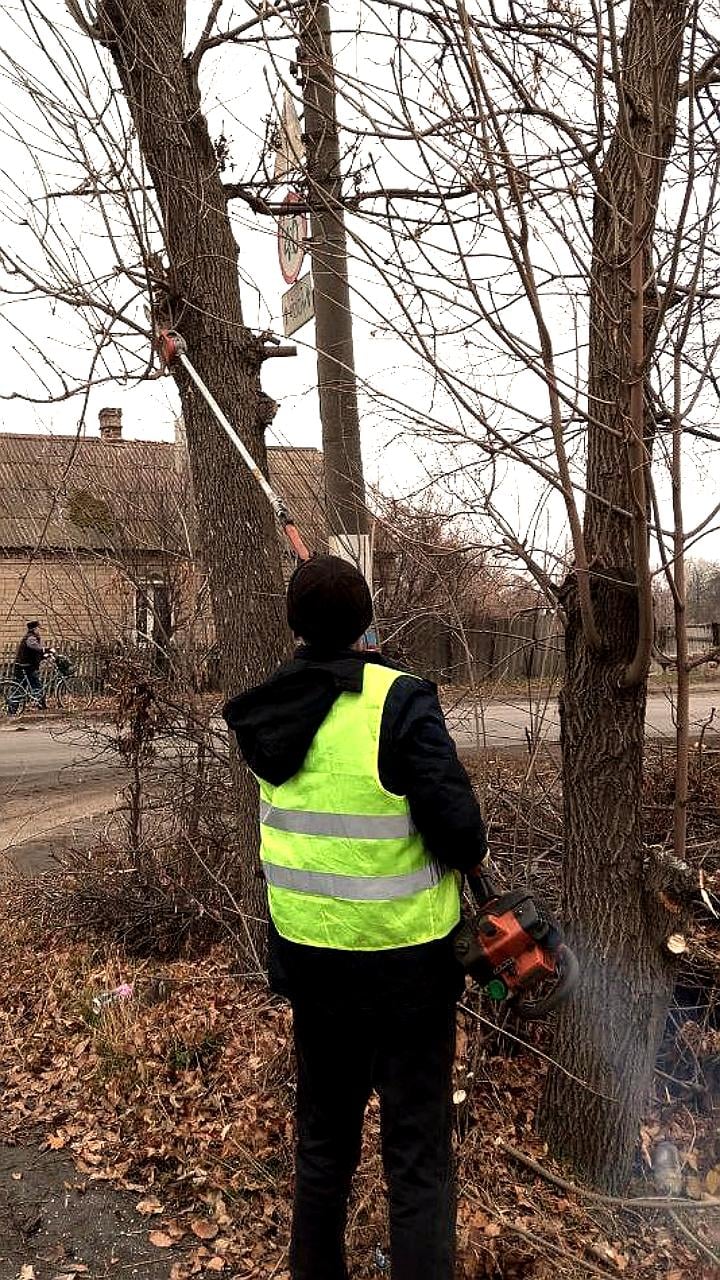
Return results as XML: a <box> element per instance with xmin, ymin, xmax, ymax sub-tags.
<box><xmin>157</xmin><ymin>329</ymin><xmax>311</xmax><ymax>563</ymax></box>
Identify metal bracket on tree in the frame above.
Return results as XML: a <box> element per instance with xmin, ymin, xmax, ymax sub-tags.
<box><xmin>157</xmin><ymin>329</ymin><xmax>310</xmax><ymax>563</ymax></box>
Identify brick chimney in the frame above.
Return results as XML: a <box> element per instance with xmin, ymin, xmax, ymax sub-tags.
<box><xmin>99</xmin><ymin>407</ymin><xmax>123</xmax><ymax>441</ymax></box>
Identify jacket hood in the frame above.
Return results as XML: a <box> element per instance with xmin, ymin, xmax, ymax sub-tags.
<box><xmin>223</xmin><ymin>650</ymin><xmax>394</xmax><ymax>786</ymax></box>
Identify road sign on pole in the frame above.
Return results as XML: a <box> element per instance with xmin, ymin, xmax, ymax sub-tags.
<box><xmin>277</xmin><ymin>191</ymin><xmax>307</xmax><ymax>284</ymax></box>
<box><xmin>282</xmin><ymin>273</ymin><xmax>314</xmax><ymax>336</ymax></box>
<box><xmin>274</xmin><ymin>91</ymin><xmax>304</xmax><ymax>181</ymax></box>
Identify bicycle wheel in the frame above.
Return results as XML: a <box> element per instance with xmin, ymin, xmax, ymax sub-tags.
<box><xmin>0</xmin><ymin>680</ymin><xmax>28</xmax><ymax>720</ymax></box>
<box><xmin>43</xmin><ymin>675</ymin><xmax>62</xmax><ymax>711</ymax></box>
<box><xmin>56</xmin><ymin>674</ymin><xmax>94</xmax><ymax>713</ymax></box>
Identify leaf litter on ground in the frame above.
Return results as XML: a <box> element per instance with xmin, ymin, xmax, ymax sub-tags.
<box><xmin>2</xmin><ymin>745</ymin><xmax>719</xmax><ymax>1276</ymax></box>
<box><xmin>0</xmin><ymin>902</ymin><xmax>717</xmax><ymax>1278</ymax></box>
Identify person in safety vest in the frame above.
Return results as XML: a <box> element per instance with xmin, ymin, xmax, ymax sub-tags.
<box><xmin>223</xmin><ymin>555</ymin><xmax>487</xmax><ymax>1280</ymax></box>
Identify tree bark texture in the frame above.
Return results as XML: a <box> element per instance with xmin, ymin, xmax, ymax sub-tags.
<box><xmin>540</xmin><ymin>0</ymin><xmax>686</xmax><ymax>1190</ymax></box>
<box><xmin>96</xmin><ymin>0</ymin><xmax>288</xmax><ymax>932</ymax></box>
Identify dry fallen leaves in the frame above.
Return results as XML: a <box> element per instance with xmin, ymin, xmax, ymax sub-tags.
<box><xmin>136</xmin><ymin>1194</ymin><xmax>164</xmax><ymax>1216</ymax></box>
<box><xmin>589</xmin><ymin>1241</ymin><xmax>629</xmax><ymax>1271</ymax></box>
<box><xmin>149</xmin><ymin>1230</ymin><xmax>175</xmax><ymax>1249</ymax></box>
<box><xmin>190</xmin><ymin>1217</ymin><xmax>219</xmax><ymax>1241</ymax></box>
<box><xmin>0</xmin><ymin>903</ymin><xmax>717</xmax><ymax>1280</ymax></box>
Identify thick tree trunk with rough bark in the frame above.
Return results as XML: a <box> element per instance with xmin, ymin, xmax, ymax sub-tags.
<box><xmin>96</xmin><ymin>0</ymin><xmax>288</xmax><ymax>934</ymax></box>
<box><xmin>539</xmin><ymin>0</ymin><xmax>686</xmax><ymax>1190</ymax></box>
<box><xmin>542</xmin><ymin>582</ymin><xmax>673</xmax><ymax>1190</ymax></box>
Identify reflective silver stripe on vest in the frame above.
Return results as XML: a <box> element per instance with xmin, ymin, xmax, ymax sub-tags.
<box><xmin>260</xmin><ymin>802</ymin><xmax>415</xmax><ymax>840</ymax></box>
<box><xmin>262</xmin><ymin>860</ymin><xmax>444</xmax><ymax>900</ymax></box>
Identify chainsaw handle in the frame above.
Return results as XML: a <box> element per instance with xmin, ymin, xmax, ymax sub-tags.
<box><xmin>467</xmin><ymin>866</ymin><xmax>499</xmax><ymax>907</ymax></box>
<box><xmin>513</xmin><ymin>943</ymin><xmax>580</xmax><ymax>1021</ymax></box>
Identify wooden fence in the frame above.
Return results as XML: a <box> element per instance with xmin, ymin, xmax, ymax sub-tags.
<box><xmin>468</xmin><ymin>612</ymin><xmax>565</xmax><ymax>682</ymax></box>
<box><xmin>0</xmin><ymin>644</ymin><xmax>217</xmax><ymax>688</ymax></box>
<box><xmin>382</xmin><ymin>611</ymin><xmax>565</xmax><ymax>684</ymax></box>
<box><xmin>656</xmin><ymin>622</ymin><xmax>720</xmax><ymax>661</ymax></box>
<box><xmin>389</xmin><ymin>614</ymin><xmax>720</xmax><ymax>684</ymax></box>
<box><xmin>0</xmin><ymin>644</ymin><xmax>110</xmax><ymax>689</ymax></box>
<box><xmin>4</xmin><ymin>616</ymin><xmax>716</xmax><ymax>693</ymax></box>
<box><xmin>2</xmin><ymin>615</ymin><xmax>565</xmax><ymax>691</ymax></box>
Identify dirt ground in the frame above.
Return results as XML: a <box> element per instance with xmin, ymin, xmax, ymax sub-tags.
<box><xmin>0</xmin><ymin>756</ymin><xmax>179</xmax><ymax>1278</ymax></box>
<box><xmin>0</xmin><ymin>724</ymin><xmax>123</xmax><ymax>877</ymax></box>
<box><xmin>0</xmin><ymin>802</ymin><xmax>122</xmax><ymax>878</ymax></box>
<box><xmin>0</xmin><ymin>1144</ymin><xmax>186</xmax><ymax>1280</ymax></box>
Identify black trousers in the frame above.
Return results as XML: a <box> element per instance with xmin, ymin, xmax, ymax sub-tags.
<box><xmin>289</xmin><ymin>995</ymin><xmax>457</xmax><ymax>1280</ymax></box>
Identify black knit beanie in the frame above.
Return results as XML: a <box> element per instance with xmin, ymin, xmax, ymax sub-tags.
<box><xmin>287</xmin><ymin>555</ymin><xmax>373</xmax><ymax>650</ymax></box>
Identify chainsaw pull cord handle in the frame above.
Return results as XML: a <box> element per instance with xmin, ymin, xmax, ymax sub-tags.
<box><xmin>157</xmin><ymin>329</ymin><xmax>311</xmax><ymax>563</ymax></box>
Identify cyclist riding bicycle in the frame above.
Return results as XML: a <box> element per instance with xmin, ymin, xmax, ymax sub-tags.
<box><xmin>10</xmin><ymin>620</ymin><xmax>50</xmax><ymax>713</ymax></box>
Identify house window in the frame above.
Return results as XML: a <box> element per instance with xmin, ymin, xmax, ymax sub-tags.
<box><xmin>134</xmin><ymin>580</ymin><xmax>172</xmax><ymax>647</ymax></box>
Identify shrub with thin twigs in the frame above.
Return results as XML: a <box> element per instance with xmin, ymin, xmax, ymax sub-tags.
<box><xmin>22</xmin><ymin>651</ymin><xmax>247</xmax><ymax>957</ymax></box>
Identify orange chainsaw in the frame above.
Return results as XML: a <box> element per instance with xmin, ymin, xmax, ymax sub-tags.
<box><xmin>454</xmin><ymin>866</ymin><xmax>579</xmax><ymax>1020</ymax></box>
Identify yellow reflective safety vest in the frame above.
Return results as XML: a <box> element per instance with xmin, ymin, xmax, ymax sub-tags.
<box><xmin>257</xmin><ymin>662</ymin><xmax>461</xmax><ymax>950</ymax></box>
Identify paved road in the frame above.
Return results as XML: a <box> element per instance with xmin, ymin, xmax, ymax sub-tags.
<box><xmin>446</xmin><ymin>687</ymin><xmax>720</xmax><ymax>748</ymax></box>
<box><xmin>0</xmin><ymin>720</ymin><xmax>120</xmax><ymax>788</ymax></box>
<box><xmin>0</xmin><ymin>720</ymin><xmax>210</xmax><ymax>868</ymax></box>
<box><xmin>1</xmin><ymin>690</ymin><xmax>718</xmax><ymax>871</ymax></box>
<box><xmin>0</xmin><ymin>721</ymin><xmax>123</xmax><ymax>869</ymax></box>
<box><xmin>2</xmin><ymin>686</ymin><xmax>719</xmax><ymax>774</ymax></box>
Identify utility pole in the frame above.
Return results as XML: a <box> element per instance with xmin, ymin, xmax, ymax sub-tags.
<box><xmin>299</xmin><ymin>1</ymin><xmax>371</xmax><ymax>583</ymax></box>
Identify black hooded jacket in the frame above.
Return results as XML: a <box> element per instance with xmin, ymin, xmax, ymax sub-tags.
<box><xmin>223</xmin><ymin>647</ymin><xmax>487</xmax><ymax>1008</ymax></box>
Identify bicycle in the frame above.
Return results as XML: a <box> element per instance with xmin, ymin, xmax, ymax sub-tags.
<box><xmin>0</xmin><ymin>652</ymin><xmax>94</xmax><ymax>719</ymax></box>
<box><xmin>0</xmin><ymin>675</ymin><xmax>35</xmax><ymax>719</ymax></box>
<box><xmin>42</xmin><ymin>652</ymin><xmax>95</xmax><ymax>712</ymax></box>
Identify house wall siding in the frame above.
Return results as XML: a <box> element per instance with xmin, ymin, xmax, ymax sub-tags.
<box><xmin>0</xmin><ymin>554</ymin><xmax>154</xmax><ymax>648</ymax></box>
<box><xmin>0</xmin><ymin>433</ymin><xmax>324</xmax><ymax>660</ymax></box>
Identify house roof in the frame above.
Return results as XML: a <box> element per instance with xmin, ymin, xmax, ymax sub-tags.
<box><xmin>0</xmin><ymin>432</ymin><xmax>326</xmax><ymax>555</ymax></box>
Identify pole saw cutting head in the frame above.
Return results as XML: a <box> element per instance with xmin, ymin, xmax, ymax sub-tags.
<box><xmin>155</xmin><ymin>329</ymin><xmax>186</xmax><ymax>368</ymax></box>
<box><xmin>454</xmin><ymin>870</ymin><xmax>579</xmax><ymax>1021</ymax></box>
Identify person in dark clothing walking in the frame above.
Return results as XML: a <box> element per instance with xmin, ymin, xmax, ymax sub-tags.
<box><xmin>224</xmin><ymin>557</ymin><xmax>487</xmax><ymax>1280</ymax></box>
<box><xmin>11</xmin><ymin>620</ymin><xmax>49</xmax><ymax>712</ymax></box>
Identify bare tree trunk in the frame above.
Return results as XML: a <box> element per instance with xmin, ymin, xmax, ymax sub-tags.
<box><xmin>96</xmin><ymin>0</ymin><xmax>288</xmax><ymax>933</ymax></box>
<box><xmin>540</xmin><ymin>0</ymin><xmax>686</xmax><ymax>1190</ymax></box>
